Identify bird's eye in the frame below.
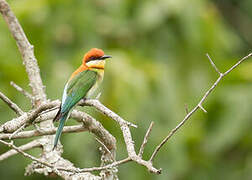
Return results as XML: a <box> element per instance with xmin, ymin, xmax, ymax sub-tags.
<box><xmin>88</xmin><ymin>56</ymin><xmax>98</xmax><ymax>61</ymax></box>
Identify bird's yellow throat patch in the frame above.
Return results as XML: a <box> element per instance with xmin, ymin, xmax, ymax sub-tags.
<box><xmin>86</xmin><ymin>60</ymin><xmax>105</xmax><ymax>70</ymax></box>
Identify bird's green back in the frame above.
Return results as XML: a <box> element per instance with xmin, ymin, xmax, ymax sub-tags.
<box><xmin>61</xmin><ymin>70</ymin><xmax>98</xmax><ymax>114</ymax></box>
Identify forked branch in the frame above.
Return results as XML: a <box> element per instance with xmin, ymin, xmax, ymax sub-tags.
<box><xmin>0</xmin><ymin>91</ymin><xmax>24</xmax><ymax>116</ymax></box>
<box><xmin>149</xmin><ymin>53</ymin><xmax>252</xmax><ymax>162</ymax></box>
<box><xmin>0</xmin><ymin>0</ymin><xmax>46</xmax><ymax>106</ymax></box>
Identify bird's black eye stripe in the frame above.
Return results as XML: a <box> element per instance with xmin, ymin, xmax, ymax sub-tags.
<box><xmin>90</xmin><ymin>56</ymin><xmax>98</xmax><ymax>60</ymax></box>
<box><xmin>87</xmin><ymin>56</ymin><xmax>100</xmax><ymax>62</ymax></box>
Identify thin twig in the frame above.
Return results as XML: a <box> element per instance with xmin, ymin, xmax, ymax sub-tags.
<box><xmin>223</xmin><ymin>53</ymin><xmax>252</xmax><ymax>76</ymax></box>
<box><xmin>10</xmin><ymin>81</ymin><xmax>33</xmax><ymax>101</ymax></box>
<box><xmin>206</xmin><ymin>53</ymin><xmax>222</xmax><ymax>75</ymax></box>
<box><xmin>82</xmin><ymin>99</ymin><xmax>137</xmax><ymax>128</ymax></box>
<box><xmin>184</xmin><ymin>104</ymin><xmax>189</xmax><ymax>114</ymax></box>
<box><xmin>199</xmin><ymin>104</ymin><xmax>207</xmax><ymax>113</ymax></box>
<box><xmin>149</xmin><ymin>53</ymin><xmax>252</xmax><ymax>162</ymax></box>
<box><xmin>0</xmin><ymin>125</ymin><xmax>87</xmax><ymax>140</ymax></box>
<box><xmin>95</xmin><ymin>138</ymin><xmax>115</xmax><ymax>162</ymax></box>
<box><xmin>0</xmin><ymin>91</ymin><xmax>24</xmax><ymax>116</ymax></box>
<box><xmin>0</xmin><ymin>140</ymin><xmax>41</xmax><ymax>161</ymax></box>
<box><xmin>77</xmin><ymin>157</ymin><xmax>131</xmax><ymax>173</ymax></box>
<box><xmin>0</xmin><ymin>139</ymin><xmax>54</xmax><ymax>168</ymax></box>
<box><xmin>37</xmin><ymin>106</ymin><xmax>59</xmax><ymax>116</ymax></box>
<box><xmin>138</xmin><ymin>122</ymin><xmax>154</xmax><ymax>158</ymax></box>
<box><xmin>9</xmin><ymin>124</ymin><xmax>26</xmax><ymax>139</ymax></box>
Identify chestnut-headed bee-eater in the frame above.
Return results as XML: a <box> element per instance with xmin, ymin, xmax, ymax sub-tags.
<box><xmin>53</xmin><ymin>48</ymin><xmax>111</xmax><ymax>149</ymax></box>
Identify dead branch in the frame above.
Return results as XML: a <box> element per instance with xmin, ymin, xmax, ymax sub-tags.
<box><xmin>95</xmin><ymin>137</ymin><xmax>116</xmax><ymax>162</ymax></box>
<box><xmin>80</xmin><ymin>99</ymin><xmax>137</xmax><ymax>128</ymax></box>
<box><xmin>0</xmin><ymin>100</ymin><xmax>60</xmax><ymax>133</ymax></box>
<box><xmin>0</xmin><ymin>125</ymin><xmax>87</xmax><ymax>140</ymax></box>
<box><xmin>0</xmin><ymin>0</ymin><xmax>46</xmax><ymax>106</ymax></box>
<box><xmin>0</xmin><ymin>91</ymin><xmax>24</xmax><ymax>116</ymax></box>
<box><xmin>10</xmin><ymin>81</ymin><xmax>34</xmax><ymax>101</ymax></box>
<box><xmin>138</xmin><ymin>122</ymin><xmax>154</xmax><ymax>158</ymax></box>
<box><xmin>82</xmin><ymin>99</ymin><xmax>161</xmax><ymax>174</ymax></box>
<box><xmin>71</xmin><ymin>110</ymin><xmax>117</xmax><ymax>156</ymax></box>
<box><xmin>0</xmin><ymin>140</ymin><xmax>41</xmax><ymax>161</ymax></box>
<box><xmin>0</xmin><ymin>139</ymin><xmax>55</xmax><ymax>168</ymax></box>
<box><xmin>149</xmin><ymin>53</ymin><xmax>252</xmax><ymax>162</ymax></box>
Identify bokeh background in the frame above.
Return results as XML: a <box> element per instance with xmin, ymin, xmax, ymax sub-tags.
<box><xmin>0</xmin><ymin>0</ymin><xmax>252</xmax><ymax>179</ymax></box>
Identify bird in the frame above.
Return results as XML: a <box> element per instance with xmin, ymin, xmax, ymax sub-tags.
<box><xmin>53</xmin><ymin>48</ymin><xmax>111</xmax><ymax>150</ymax></box>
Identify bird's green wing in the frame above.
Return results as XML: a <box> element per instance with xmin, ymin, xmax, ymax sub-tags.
<box><xmin>61</xmin><ymin>70</ymin><xmax>98</xmax><ymax>114</ymax></box>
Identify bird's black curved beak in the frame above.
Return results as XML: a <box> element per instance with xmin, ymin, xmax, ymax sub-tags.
<box><xmin>100</xmin><ymin>55</ymin><xmax>112</xmax><ymax>60</ymax></box>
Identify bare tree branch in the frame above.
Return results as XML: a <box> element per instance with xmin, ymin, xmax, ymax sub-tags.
<box><xmin>199</xmin><ymin>104</ymin><xmax>207</xmax><ymax>113</ymax></box>
<box><xmin>0</xmin><ymin>100</ymin><xmax>60</xmax><ymax>133</ymax></box>
<box><xmin>0</xmin><ymin>99</ymin><xmax>117</xmax><ymax>156</ymax></box>
<box><xmin>9</xmin><ymin>124</ymin><xmax>26</xmax><ymax>139</ymax></box>
<box><xmin>149</xmin><ymin>53</ymin><xmax>252</xmax><ymax>162</ymax></box>
<box><xmin>0</xmin><ymin>136</ymin><xmax>159</xmax><ymax>175</ymax></box>
<box><xmin>0</xmin><ymin>140</ymin><xmax>41</xmax><ymax>161</ymax></box>
<box><xmin>0</xmin><ymin>125</ymin><xmax>87</xmax><ymax>140</ymax></box>
<box><xmin>71</xmin><ymin>110</ymin><xmax>117</xmax><ymax>156</ymax></box>
<box><xmin>0</xmin><ymin>139</ymin><xmax>99</xmax><ymax>180</ymax></box>
<box><xmin>206</xmin><ymin>53</ymin><xmax>222</xmax><ymax>75</ymax></box>
<box><xmin>0</xmin><ymin>137</ymin><xmax>118</xmax><ymax>175</ymax></box>
<box><xmin>83</xmin><ymin>99</ymin><xmax>161</xmax><ymax>174</ymax></box>
<box><xmin>78</xmin><ymin>158</ymin><xmax>131</xmax><ymax>173</ymax></box>
<box><xmin>0</xmin><ymin>91</ymin><xmax>24</xmax><ymax>116</ymax></box>
<box><xmin>10</xmin><ymin>81</ymin><xmax>33</xmax><ymax>101</ymax></box>
<box><xmin>0</xmin><ymin>0</ymin><xmax>46</xmax><ymax>106</ymax></box>
<box><xmin>223</xmin><ymin>53</ymin><xmax>252</xmax><ymax>75</ymax></box>
<box><xmin>0</xmin><ymin>139</ymin><xmax>55</xmax><ymax>168</ymax></box>
<box><xmin>96</xmin><ymin>138</ymin><xmax>116</xmax><ymax>162</ymax></box>
<box><xmin>138</xmin><ymin>122</ymin><xmax>154</xmax><ymax>158</ymax></box>
<box><xmin>84</xmin><ymin>100</ymin><xmax>137</xmax><ymax>153</ymax></box>
<box><xmin>80</xmin><ymin>99</ymin><xmax>137</xmax><ymax>128</ymax></box>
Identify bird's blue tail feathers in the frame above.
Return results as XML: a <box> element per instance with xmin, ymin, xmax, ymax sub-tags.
<box><xmin>53</xmin><ymin>113</ymin><xmax>68</xmax><ymax>150</ymax></box>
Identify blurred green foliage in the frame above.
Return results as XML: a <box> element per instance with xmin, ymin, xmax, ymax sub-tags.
<box><xmin>0</xmin><ymin>0</ymin><xmax>252</xmax><ymax>179</ymax></box>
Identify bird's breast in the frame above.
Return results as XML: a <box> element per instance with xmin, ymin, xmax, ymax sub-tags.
<box><xmin>86</xmin><ymin>71</ymin><xmax>104</xmax><ymax>98</ymax></box>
